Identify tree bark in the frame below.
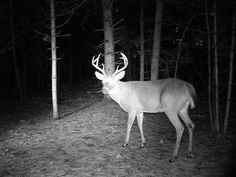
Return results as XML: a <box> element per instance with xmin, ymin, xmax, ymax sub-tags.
<box><xmin>103</xmin><ymin>0</ymin><xmax>115</xmax><ymax>75</ymax></box>
<box><xmin>213</xmin><ymin>0</ymin><xmax>220</xmax><ymax>134</ymax></box>
<box><xmin>69</xmin><ymin>37</ymin><xmax>73</xmax><ymax>85</ymax></box>
<box><xmin>205</xmin><ymin>0</ymin><xmax>214</xmax><ymax>132</ymax></box>
<box><xmin>224</xmin><ymin>14</ymin><xmax>235</xmax><ymax>136</ymax></box>
<box><xmin>50</xmin><ymin>0</ymin><xmax>58</xmax><ymax>119</ymax></box>
<box><xmin>140</xmin><ymin>0</ymin><xmax>145</xmax><ymax>81</ymax></box>
<box><xmin>151</xmin><ymin>0</ymin><xmax>163</xmax><ymax>80</ymax></box>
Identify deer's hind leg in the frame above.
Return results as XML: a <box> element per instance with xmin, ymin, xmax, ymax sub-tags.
<box><xmin>165</xmin><ymin>111</ymin><xmax>184</xmax><ymax>162</ymax></box>
<box><xmin>179</xmin><ymin>108</ymin><xmax>194</xmax><ymax>158</ymax></box>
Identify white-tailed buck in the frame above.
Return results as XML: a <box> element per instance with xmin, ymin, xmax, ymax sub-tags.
<box><xmin>92</xmin><ymin>53</ymin><xmax>196</xmax><ymax>162</ymax></box>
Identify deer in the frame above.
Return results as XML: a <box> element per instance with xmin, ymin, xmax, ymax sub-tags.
<box><xmin>92</xmin><ymin>53</ymin><xmax>196</xmax><ymax>162</ymax></box>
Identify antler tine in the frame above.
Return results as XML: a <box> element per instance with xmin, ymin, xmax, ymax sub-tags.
<box><xmin>92</xmin><ymin>53</ymin><xmax>105</xmax><ymax>74</ymax></box>
<box><xmin>112</xmin><ymin>52</ymin><xmax>129</xmax><ymax>76</ymax></box>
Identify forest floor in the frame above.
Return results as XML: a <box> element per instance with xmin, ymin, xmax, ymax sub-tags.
<box><xmin>0</xmin><ymin>81</ymin><xmax>236</xmax><ymax>177</ymax></box>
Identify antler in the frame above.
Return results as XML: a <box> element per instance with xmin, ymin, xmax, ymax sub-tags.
<box><xmin>92</xmin><ymin>53</ymin><xmax>106</xmax><ymax>75</ymax></box>
<box><xmin>112</xmin><ymin>52</ymin><xmax>129</xmax><ymax>76</ymax></box>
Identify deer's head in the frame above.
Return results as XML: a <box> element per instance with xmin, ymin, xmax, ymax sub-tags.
<box><xmin>92</xmin><ymin>53</ymin><xmax>128</xmax><ymax>94</ymax></box>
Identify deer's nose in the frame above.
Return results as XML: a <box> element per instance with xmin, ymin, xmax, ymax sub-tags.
<box><xmin>102</xmin><ymin>87</ymin><xmax>109</xmax><ymax>94</ymax></box>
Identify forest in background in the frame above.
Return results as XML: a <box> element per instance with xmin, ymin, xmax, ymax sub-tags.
<box><xmin>0</xmin><ymin>0</ymin><xmax>235</xmax><ymax>135</ymax></box>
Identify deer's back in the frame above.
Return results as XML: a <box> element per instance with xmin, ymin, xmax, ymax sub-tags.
<box><xmin>118</xmin><ymin>78</ymin><xmax>195</xmax><ymax>114</ymax></box>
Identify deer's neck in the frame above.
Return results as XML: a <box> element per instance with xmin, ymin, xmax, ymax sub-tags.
<box><xmin>108</xmin><ymin>81</ymin><xmax>129</xmax><ymax>104</ymax></box>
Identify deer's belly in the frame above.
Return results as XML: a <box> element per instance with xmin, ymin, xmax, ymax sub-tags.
<box><xmin>118</xmin><ymin>97</ymin><xmax>164</xmax><ymax>114</ymax></box>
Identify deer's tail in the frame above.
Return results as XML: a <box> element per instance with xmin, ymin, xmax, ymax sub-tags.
<box><xmin>188</xmin><ymin>83</ymin><xmax>196</xmax><ymax>109</ymax></box>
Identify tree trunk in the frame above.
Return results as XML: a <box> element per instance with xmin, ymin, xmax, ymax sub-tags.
<box><xmin>213</xmin><ymin>0</ymin><xmax>220</xmax><ymax>135</ymax></box>
<box><xmin>69</xmin><ymin>37</ymin><xmax>73</xmax><ymax>85</ymax></box>
<box><xmin>126</xmin><ymin>47</ymin><xmax>133</xmax><ymax>80</ymax></box>
<box><xmin>205</xmin><ymin>0</ymin><xmax>214</xmax><ymax>132</ymax></box>
<box><xmin>103</xmin><ymin>0</ymin><xmax>115</xmax><ymax>75</ymax></box>
<box><xmin>50</xmin><ymin>0</ymin><xmax>58</xmax><ymax>119</ymax></box>
<box><xmin>140</xmin><ymin>0</ymin><xmax>145</xmax><ymax>81</ymax></box>
<box><xmin>22</xmin><ymin>48</ymin><xmax>27</xmax><ymax>97</ymax></box>
<box><xmin>224</xmin><ymin>14</ymin><xmax>235</xmax><ymax>136</ymax></box>
<box><xmin>150</xmin><ymin>0</ymin><xmax>163</xmax><ymax>80</ymax></box>
<box><xmin>9</xmin><ymin>0</ymin><xmax>23</xmax><ymax>99</ymax></box>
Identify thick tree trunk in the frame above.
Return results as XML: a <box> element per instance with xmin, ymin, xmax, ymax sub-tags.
<box><xmin>140</xmin><ymin>0</ymin><xmax>145</xmax><ymax>81</ymax></box>
<box><xmin>50</xmin><ymin>0</ymin><xmax>58</xmax><ymax>119</ymax></box>
<box><xmin>224</xmin><ymin>14</ymin><xmax>235</xmax><ymax>136</ymax></box>
<box><xmin>103</xmin><ymin>0</ymin><xmax>115</xmax><ymax>75</ymax></box>
<box><xmin>150</xmin><ymin>0</ymin><xmax>163</xmax><ymax>80</ymax></box>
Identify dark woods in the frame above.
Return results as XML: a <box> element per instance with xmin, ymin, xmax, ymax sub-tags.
<box><xmin>0</xmin><ymin>0</ymin><xmax>235</xmax><ymax>134</ymax></box>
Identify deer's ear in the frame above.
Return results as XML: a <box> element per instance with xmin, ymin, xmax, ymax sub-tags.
<box><xmin>95</xmin><ymin>71</ymin><xmax>105</xmax><ymax>80</ymax></box>
<box><xmin>114</xmin><ymin>71</ymin><xmax>125</xmax><ymax>81</ymax></box>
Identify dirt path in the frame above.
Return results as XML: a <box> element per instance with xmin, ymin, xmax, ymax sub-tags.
<box><xmin>0</xmin><ymin>98</ymin><xmax>235</xmax><ymax>177</ymax></box>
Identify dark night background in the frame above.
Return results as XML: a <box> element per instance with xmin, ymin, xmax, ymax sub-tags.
<box><xmin>0</xmin><ymin>0</ymin><xmax>234</xmax><ymax>100</ymax></box>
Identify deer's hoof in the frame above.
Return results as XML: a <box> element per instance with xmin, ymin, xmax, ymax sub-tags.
<box><xmin>187</xmin><ymin>152</ymin><xmax>194</xmax><ymax>158</ymax></box>
<box><xmin>122</xmin><ymin>143</ymin><xmax>128</xmax><ymax>147</ymax></box>
<box><xmin>169</xmin><ymin>156</ymin><xmax>178</xmax><ymax>162</ymax></box>
<box><xmin>140</xmin><ymin>143</ymin><xmax>146</xmax><ymax>148</ymax></box>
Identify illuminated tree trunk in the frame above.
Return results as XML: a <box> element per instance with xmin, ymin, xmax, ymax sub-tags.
<box><xmin>50</xmin><ymin>0</ymin><xmax>58</xmax><ymax>119</ymax></box>
<box><xmin>103</xmin><ymin>0</ymin><xmax>115</xmax><ymax>75</ymax></box>
<box><xmin>151</xmin><ymin>0</ymin><xmax>163</xmax><ymax>80</ymax></box>
<box><xmin>140</xmin><ymin>0</ymin><xmax>145</xmax><ymax>81</ymax></box>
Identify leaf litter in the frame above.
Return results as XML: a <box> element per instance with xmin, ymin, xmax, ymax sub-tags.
<box><xmin>0</xmin><ymin>88</ymin><xmax>235</xmax><ymax>177</ymax></box>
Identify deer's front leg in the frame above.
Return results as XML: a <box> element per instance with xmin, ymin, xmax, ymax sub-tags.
<box><xmin>122</xmin><ymin>112</ymin><xmax>136</xmax><ymax>147</ymax></box>
<box><xmin>137</xmin><ymin>113</ymin><xmax>145</xmax><ymax>148</ymax></box>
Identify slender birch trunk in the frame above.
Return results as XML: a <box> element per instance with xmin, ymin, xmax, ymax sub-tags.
<box><xmin>50</xmin><ymin>0</ymin><xmax>58</xmax><ymax>119</ymax></box>
<box><xmin>223</xmin><ymin>14</ymin><xmax>235</xmax><ymax>136</ymax></box>
<box><xmin>140</xmin><ymin>0</ymin><xmax>145</xmax><ymax>81</ymax></box>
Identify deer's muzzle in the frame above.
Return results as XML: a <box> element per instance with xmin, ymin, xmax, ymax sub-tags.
<box><xmin>102</xmin><ymin>87</ymin><xmax>109</xmax><ymax>94</ymax></box>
